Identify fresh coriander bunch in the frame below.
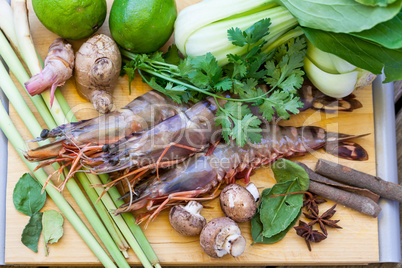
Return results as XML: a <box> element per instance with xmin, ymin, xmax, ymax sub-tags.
<box><xmin>122</xmin><ymin>19</ymin><xmax>306</xmax><ymax>147</ymax></box>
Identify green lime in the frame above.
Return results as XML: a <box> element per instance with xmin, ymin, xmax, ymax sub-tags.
<box><xmin>32</xmin><ymin>0</ymin><xmax>107</xmax><ymax>40</ymax></box>
<box><xmin>109</xmin><ymin>0</ymin><xmax>177</xmax><ymax>53</ymax></box>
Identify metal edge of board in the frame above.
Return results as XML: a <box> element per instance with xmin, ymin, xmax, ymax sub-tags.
<box><xmin>373</xmin><ymin>75</ymin><xmax>401</xmax><ymax>263</ymax></box>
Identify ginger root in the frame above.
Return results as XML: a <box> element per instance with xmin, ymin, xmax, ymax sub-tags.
<box><xmin>24</xmin><ymin>38</ymin><xmax>74</xmax><ymax>106</ymax></box>
<box><xmin>74</xmin><ymin>34</ymin><xmax>121</xmax><ymax>113</ymax></box>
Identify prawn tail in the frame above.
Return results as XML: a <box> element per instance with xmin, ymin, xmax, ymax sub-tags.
<box><xmin>325</xmin><ymin>132</ymin><xmax>370</xmax><ymax>161</ymax></box>
<box><xmin>325</xmin><ymin>141</ymin><xmax>369</xmax><ymax>161</ymax></box>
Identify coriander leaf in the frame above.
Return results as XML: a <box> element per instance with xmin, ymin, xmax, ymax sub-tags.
<box><xmin>123</xmin><ymin>65</ymin><xmax>136</xmax><ymax>95</ymax></box>
<box><xmin>179</xmin><ymin>53</ymin><xmax>222</xmax><ymax>88</ymax></box>
<box><xmin>227</xmin><ymin>54</ymin><xmax>247</xmax><ymax>79</ymax></box>
<box><xmin>13</xmin><ymin>173</ymin><xmax>46</xmax><ymax>217</ymax></box>
<box><xmin>259</xmin><ymin>91</ymin><xmax>302</xmax><ymax>121</ymax></box>
<box><xmin>215</xmin><ymin>111</ymin><xmax>232</xmax><ymax>144</ymax></box>
<box><xmin>163</xmin><ymin>44</ymin><xmax>182</xmax><ymax>65</ymax></box>
<box><xmin>214</xmin><ymin>78</ymin><xmax>232</xmax><ymax>92</ymax></box>
<box><xmin>228</xmin><ymin>18</ymin><xmax>271</xmax><ymax>47</ymax></box>
<box><xmin>231</xmin><ymin>114</ymin><xmax>262</xmax><ymax>146</ymax></box>
<box><xmin>272</xmin><ymin>159</ymin><xmax>310</xmax><ymax>191</ymax></box>
<box><xmin>147</xmin><ymin>77</ymin><xmax>189</xmax><ymax>104</ymax></box>
<box><xmin>260</xmin><ymin>179</ymin><xmax>303</xmax><ymax>238</ymax></box>
<box><xmin>43</xmin><ymin>210</ymin><xmax>64</xmax><ymax>256</ymax></box>
<box><xmin>264</xmin><ymin>37</ymin><xmax>306</xmax><ymax>92</ymax></box>
<box><xmin>21</xmin><ymin>212</ymin><xmax>43</xmax><ymax>253</ymax></box>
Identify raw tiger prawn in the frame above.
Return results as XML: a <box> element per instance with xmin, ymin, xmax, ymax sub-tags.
<box><xmin>24</xmin><ymin>82</ymin><xmax>362</xmax><ymax>190</ymax></box>
<box><xmin>24</xmin><ymin>90</ymin><xmax>191</xmax><ymax>168</ymax></box>
<box><xmin>112</xmin><ymin>123</ymin><xmax>368</xmax><ymax>227</ymax></box>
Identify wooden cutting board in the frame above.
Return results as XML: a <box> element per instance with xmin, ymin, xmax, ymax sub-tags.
<box><xmin>5</xmin><ymin>0</ymin><xmax>378</xmax><ymax>266</ymax></box>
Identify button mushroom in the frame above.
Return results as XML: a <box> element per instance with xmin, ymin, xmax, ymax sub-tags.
<box><xmin>219</xmin><ymin>183</ymin><xmax>259</xmax><ymax>223</ymax></box>
<box><xmin>200</xmin><ymin>217</ymin><xmax>246</xmax><ymax>258</ymax></box>
<box><xmin>168</xmin><ymin>201</ymin><xmax>206</xmax><ymax>236</ymax></box>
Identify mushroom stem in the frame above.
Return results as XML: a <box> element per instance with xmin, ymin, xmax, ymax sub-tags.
<box><xmin>246</xmin><ymin>183</ymin><xmax>260</xmax><ymax>202</ymax></box>
<box><xmin>183</xmin><ymin>200</ymin><xmax>203</xmax><ymax>215</ymax></box>
<box><xmin>224</xmin><ymin>234</ymin><xmax>246</xmax><ymax>257</ymax></box>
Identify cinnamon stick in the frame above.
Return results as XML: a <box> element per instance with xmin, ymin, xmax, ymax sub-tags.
<box><xmin>295</xmin><ymin>161</ymin><xmax>380</xmax><ymax>203</ymax></box>
<box><xmin>297</xmin><ymin>162</ymin><xmax>382</xmax><ymax>218</ymax></box>
<box><xmin>315</xmin><ymin>159</ymin><xmax>402</xmax><ymax>203</ymax></box>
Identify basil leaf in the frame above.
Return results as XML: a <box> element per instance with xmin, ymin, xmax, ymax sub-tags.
<box><xmin>260</xmin><ymin>179</ymin><xmax>303</xmax><ymax>238</ymax></box>
<box><xmin>21</xmin><ymin>212</ymin><xmax>43</xmax><ymax>253</ymax></box>
<box><xmin>279</xmin><ymin>0</ymin><xmax>402</xmax><ymax>33</ymax></box>
<box><xmin>303</xmin><ymin>27</ymin><xmax>402</xmax><ymax>83</ymax></box>
<box><xmin>251</xmin><ymin>209</ymin><xmax>301</xmax><ymax>244</ymax></box>
<box><xmin>13</xmin><ymin>173</ymin><xmax>46</xmax><ymax>216</ymax></box>
<box><xmin>272</xmin><ymin>158</ymin><xmax>309</xmax><ymax>191</ymax></box>
<box><xmin>43</xmin><ymin>210</ymin><xmax>64</xmax><ymax>256</ymax></box>
<box><xmin>350</xmin><ymin>12</ymin><xmax>402</xmax><ymax>49</ymax></box>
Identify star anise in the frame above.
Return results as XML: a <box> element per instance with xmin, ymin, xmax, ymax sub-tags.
<box><xmin>303</xmin><ymin>204</ymin><xmax>342</xmax><ymax>236</ymax></box>
<box><xmin>303</xmin><ymin>192</ymin><xmax>327</xmax><ymax>214</ymax></box>
<box><xmin>294</xmin><ymin>220</ymin><xmax>327</xmax><ymax>251</ymax></box>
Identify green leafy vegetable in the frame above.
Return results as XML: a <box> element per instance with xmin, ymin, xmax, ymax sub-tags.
<box><xmin>251</xmin><ymin>159</ymin><xmax>310</xmax><ymax>244</ymax></box>
<box><xmin>13</xmin><ymin>173</ymin><xmax>46</xmax><ymax>216</ymax></box>
<box><xmin>355</xmin><ymin>0</ymin><xmax>397</xmax><ymax>7</ymax></box>
<box><xmin>251</xmin><ymin>208</ymin><xmax>301</xmax><ymax>244</ymax></box>
<box><xmin>303</xmin><ymin>27</ymin><xmax>402</xmax><ymax>83</ymax></box>
<box><xmin>43</xmin><ymin>210</ymin><xmax>64</xmax><ymax>256</ymax></box>
<box><xmin>272</xmin><ymin>158</ymin><xmax>309</xmax><ymax>191</ymax></box>
<box><xmin>259</xmin><ymin>179</ymin><xmax>303</xmax><ymax>238</ymax></box>
<box><xmin>122</xmin><ymin>20</ymin><xmax>306</xmax><ymax>146</ymax></box>
<box><xmin>21</xmin><ymin>212</ymin><xmax>43</xmax><ymax>253</ymax></box>
<box><xmin>350</xmin><ymin>12</ymin><xmax>402</xmax><ymax>49</ymax></box>
<box><xmin>279</xmin><ymin>0</ymin><xmax>402</xmax><ymax>33</ymax></box>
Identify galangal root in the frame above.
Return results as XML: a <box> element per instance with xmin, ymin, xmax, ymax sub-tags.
<box><xmin>75</xmin><ymin>34</ymin><xmax>121</xmax><ymax>113</ymax></box>
<box><xmin>24</xmin><ymin>38</ymin><xmax>74</xmax><ymax>106</ymax></box>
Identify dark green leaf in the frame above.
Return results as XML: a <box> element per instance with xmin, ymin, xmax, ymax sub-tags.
<box><xmin>303</xmin><ymin>27</ymin><xmax>402</xmax><ymax>82</ymax></box>
<box><xmin>251</xmin><ymin>209</ymin><xmax>301</xmax><ymax>244</ymax></box>
<box><xmin>350</xmin><ymin>12</ymin><xmax>402</xmax><ymax>49</ymax></box>
<box><xmin>272</xmin><ymin>159</ymin><xmax>310</xmax><ymax>191</ymax></box>
<box><xmin>163</xmin><ymin>45</ymin><xmax>182</xmax><ymax>65</ymax></box>
<box><xmin>228</xmin><ymin>18</ymin><xmax>271</xmax><ymax>47</ymax></box>
<box><xmin>355</xmin><ymin>0</ymin><xmax>397</xmax><ymax>7</ymax></box>
<box><xmin>259</xmin><ymin>179</ymin><xmax>303</xmax><ymax>238</ymax></box>
<box><xmin>13</xmin><ymin>173</ymin><xmax>46</xmax><ymax>216</ymax></box>
<box><xmin>43</xmin><ymin>210</ymin><xmax>64</xmax><ymax>256</ymax></box>
<box><xmin>280</xmin><ymin>0</ymin><xmax>402</xmax><ymax>33</ymax></box>
<box><xmin>21</xmin><ymin>212</ymin><xmax>43</xmax><ymax>253</ymax></box>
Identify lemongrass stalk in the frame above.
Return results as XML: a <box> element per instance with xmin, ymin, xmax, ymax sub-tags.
<box><xmin>98</xmin><ymin>174</ymin><xmax>161</xmax><ymax>268</ymax></box>
<box><xmin>12</xmin><ymin>0</ymin><xmax>67</xmax><ymax>125</ymax></box>
<box><xmin>86</xmin><ymin>172</ymin><xmax>154</xmax><ymax>268</ymax></box>
<box><xmin>77</xmin><ymin>173</ymin><xmax>131</xmax><ymax>259</ymax></box>
<box><xmin>0</xmin><ymin>102</ymin><xmax>117</xmax><ymax>268</ymax></box>
<box><xmin>0</xmin><ymin>0</ymin><xmax>20</xmax><ymax>55</ymax></box>
<box><xmin>0</xmin><ymin>64</ymin><xmax>131</xmax><ymax>268</ymax></box>
<box><xmin>11</xmin><ymin>2</ymin><xmax>160</xmax><ymax>265</ymax></box>
<box><xmin>0</xmin><ymin>30</ymin><xmax>56</xmax><ymax>129</ymax></box>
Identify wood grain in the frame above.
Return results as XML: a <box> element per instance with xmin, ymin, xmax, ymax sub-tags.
<box><xmin>5</xmin><ymin>0</ymin><xmax>379</xmax><ymax>266</ymax></box>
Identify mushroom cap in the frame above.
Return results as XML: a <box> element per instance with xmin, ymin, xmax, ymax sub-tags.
<box><xmin>200</xmin><ymin>217</ymin><xmax>245</xmax><ymax>258</ymax></box>
<box><xmin>169</xmin><ymin>202</ymin><xmax>206</xmax><ymax>236</ymax></box>
<box><xmin>219</xmin><ymin>184</ymin><xmax>257</xmax><ymax>223</ymax></box>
